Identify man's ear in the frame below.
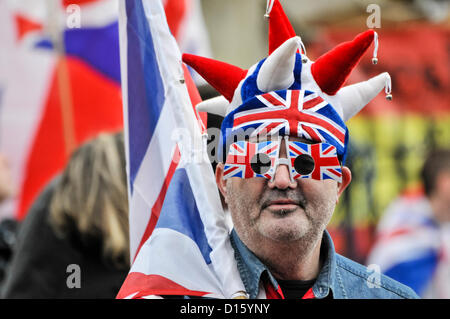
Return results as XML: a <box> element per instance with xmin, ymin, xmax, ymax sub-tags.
<box><xmin>215</xmin><ymin>162</ymin><xmax>228</xmax><ymax>203</ymax></box>
<box><xmin>336</xmin><ymin>166</ymin><xmax>352</xmax><ymax>203</ymax></box>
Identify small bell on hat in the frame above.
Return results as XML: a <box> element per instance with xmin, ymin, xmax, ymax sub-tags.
<box><xmin>266</xmin><ymin>1</ymin><xmax>383</xmax><ymax>97</ymax></box>
<box><xmin>335</xmin><ymin>72</ymin><xmax>392</xmax><ymax>121</ymax></box>
<box><xmin>184</xmin><ymin>0</ymin><xmax>393</xmax><ymax>123</ymax></box>
<box><xmin>310</xmin><ymin>29</ymin><xmax>379</xmax><ymax>95</ymax></box>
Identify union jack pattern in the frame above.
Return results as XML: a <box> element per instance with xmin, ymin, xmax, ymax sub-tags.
<box><xmin>288</xmin><ymin>142</ymin><xmax>342</xmax><ymax>182</ymax></box>
<box><xmin>223</xmin><ymin>140</ymin><xmax>280</xmax><ymax>180</ymax></box>
<box><xmin>231</xmin><ymin>90</ymin><xmax>346</xmax><ymax>152</ymax></box>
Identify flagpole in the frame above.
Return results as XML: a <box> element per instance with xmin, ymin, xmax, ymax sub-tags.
<box><xmin>46</xmin><ymin>0</ymin><xmax>76</xmax><ymax>158</ymax></box>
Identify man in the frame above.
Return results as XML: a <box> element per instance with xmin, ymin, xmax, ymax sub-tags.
<box><xmin>368</xmin><ymin>149</ymin><xmax>450</xmax><ymax>298</ymax></box>
<box><xmin>182</xmin><ymin>0</ymin><xmax>418</xmax><ymax>299</ymax></box>
<box><xmin>216</xmin><ymin>135</ymin><xmax>353</xmax><ymax>299</ymax></box>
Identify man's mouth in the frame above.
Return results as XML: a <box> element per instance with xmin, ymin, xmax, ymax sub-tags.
<box><xmin>262</xmin><ymin>199</ymin><xmax>303</xmax><ymax>212</ymax></box>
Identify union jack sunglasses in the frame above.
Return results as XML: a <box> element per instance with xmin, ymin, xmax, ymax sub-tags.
<box><xmin>223</xmin><ymin>136</ymin><xmax>342</xmax><ymax>183</ymax></box>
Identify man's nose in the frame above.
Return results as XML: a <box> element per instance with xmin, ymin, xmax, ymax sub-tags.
<box><xmin>267</xmin><ymin>137</ymin><xmax>297</xmax><ymax>189</ymax></box>
<box><xmin>268</xmin><ymin>161</ymin><xmax>297</xmax><ymax>190</ymax></box>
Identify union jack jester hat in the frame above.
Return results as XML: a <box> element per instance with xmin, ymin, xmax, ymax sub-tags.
<box><xmin>182</xmin><ymin>0</ymin><xmax>392</xmax><ymax>165</ymax></box>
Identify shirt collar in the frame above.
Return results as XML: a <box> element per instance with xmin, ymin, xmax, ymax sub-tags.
<box><xmin>313</xmin><ymin>230</ymin><xmax>337</xmax><ymax>298</ymax></box>
<box><xmin>230</xmin><ymin>229</ymin><xmax>337</xmax><ymax>299</ymax></box>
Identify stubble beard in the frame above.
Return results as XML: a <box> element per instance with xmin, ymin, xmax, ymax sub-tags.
<box><xmin>227</xmin><ymin>183</ymin><xmax>332</xmax><ymax>255</ymax></box>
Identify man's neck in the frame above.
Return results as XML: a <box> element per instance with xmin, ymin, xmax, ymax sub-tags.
<box><xmin>250</xmin><ymin>233</ymin><xmax>323</xmax><ymax>281</ymax></box>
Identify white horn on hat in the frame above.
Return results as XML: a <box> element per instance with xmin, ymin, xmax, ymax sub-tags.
<box><xmin>196</xmin><ymin>95</ymin><xmax>229</xmax><ymax>117</ymax></box>
<box><xmin>256</xmin><ymin>36</ymin><xmax>301</xmax><ymax>93</ymax></box>
<box><xmin>337</xmin><ymin>72</ymin><xmax>392</xmax><ymax>122</ymax></box>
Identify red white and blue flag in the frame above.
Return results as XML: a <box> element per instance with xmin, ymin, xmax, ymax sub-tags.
<box><xmin>367</xmin><ymin>194</ymin><xmax>450</xmax><ymax>298</ymax></box>
<box><xmin>116</xmin><ymin>0</ymin><xmax>245</xmax><ymax>299</ymax></box>
<box><xmin>0</xmin><ymin>0</ymin><xmax>211</xmax><ymax>221</ymax></box>
<box><xmin>223</xmin><ymin>141</ymin><xmax>279</xmax><ymax>180</ymax></box>
<box><xmin>228</xmin><ymin>90</ymin><xmax>347</xmax><ymax>162</ymax></box>
<box><xmin>0</xmin><ymin>0</ymin><xmax>123</xmax><ymax>221</ymax></box>
<box><xmin>162</xmin><ymin>0</ymin><xmax>212</xmax><ymax>85</ymax></box>
<box><xmin>288</xmin><ymin>142</ymin><xmax>342</xmax><ymax>182</ymax></box>
<box><xmin>233</xmin><ymin>90</ymin><xmax>346</xmax><ymax>147</ymax></box>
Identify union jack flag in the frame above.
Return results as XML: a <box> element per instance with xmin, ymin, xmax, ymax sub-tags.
<box><xmin>231</xmin><ymin>90</ymin><xmax>346</xmax><ymax>153</ymax></box>
<box><xmin>223</xmin><ymin>140</ymin><xmax>279</xmax><ymax>180</ymax></box>
<box><xmin>116</xmin><ymin>0</ymin><xmax>245</xmax><ymax>299</ymax></box>
<box><xmin>288</xmin><ymin>142</ymin><xmax>342</xmax><ymax>182</ymax></box>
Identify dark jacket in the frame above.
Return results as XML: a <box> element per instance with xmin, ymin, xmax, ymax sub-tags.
<box><xmin>0</xmin><ymin>178</ymin><xmax>128</xmax><ymax>299</ymax></box>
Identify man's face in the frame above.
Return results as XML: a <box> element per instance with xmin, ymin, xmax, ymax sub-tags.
<box><xmin>216</xmin><ymin>136</ymin><xmax>351</xmax><ymax>250</ymax></box>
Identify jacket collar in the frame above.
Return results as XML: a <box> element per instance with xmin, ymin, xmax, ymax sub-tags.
<box><xmin>230</xmin><ymin>229</ymin><xmax>337</xmax><ymax>299</ymax></box>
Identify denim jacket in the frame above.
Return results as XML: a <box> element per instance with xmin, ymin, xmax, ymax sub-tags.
<box><xmin>230</xmin><ymin>229</ymin><xmax>420</xmax><ymax>299</ymax></box>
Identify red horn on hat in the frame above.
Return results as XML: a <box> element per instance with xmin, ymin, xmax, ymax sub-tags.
<box><xmin>182</xmin><ymin>53</ymin><xmax>247</xmax><ymax>102</ymax></box>
<box><xmin>311</xmin><ymin>29</ymin><xmax>376</xmax><ymax>95</ymax></box>
<box><xmin>268</xmin><ymin>0</ymin><xmax>297</xmax><ymax>54</ymax></box>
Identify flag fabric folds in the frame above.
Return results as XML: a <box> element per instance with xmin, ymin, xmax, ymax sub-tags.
<box><xmin>0</xmin><ymin>0</ymin><xmax>123</xmax><ymax>221</ymax></box>
<box><xmin>116</xmin><ymin>0</ymin><xmax>245</xmax><ymax>299</ymax></box>
<box><xmin>366</xmin><ymin>194</ymin><xmax>445</xmax><ymax>296</ymax></box>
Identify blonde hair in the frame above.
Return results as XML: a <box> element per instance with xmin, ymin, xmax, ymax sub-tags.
<box><xmin>49</xmin><ymin>132</ymin><xmax>129</xmax><ymax>268</ymax></box>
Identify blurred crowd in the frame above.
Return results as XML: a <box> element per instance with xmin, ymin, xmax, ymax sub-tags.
<box><xmin>0</xmin><ymin>132</ymin><xmax>129</xmax><ymax>298</ymax></box>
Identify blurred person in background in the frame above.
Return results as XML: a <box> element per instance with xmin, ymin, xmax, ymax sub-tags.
<box><xmin>367</xmin><ymin>148</ymin><xmax>450</xmax><ymax>298</ymax></box>
<box><xmin>0</xmin><ymin>154</ymin><xmax>15</xmax><ymax>204</ymax></box>
<box><xmin>0</xmin><ymin>219</ymin><xmax>19</xmax><ymax>290</ymax></box>
<box><xmin>0</xmin><ymin>132</ymin><xmax>130</xmax><ymax>298</ymax></box>
<box><xmin>0</xmin><ymin>153</ymin><xmax>18</xmax><ymax>289</ymax></box>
